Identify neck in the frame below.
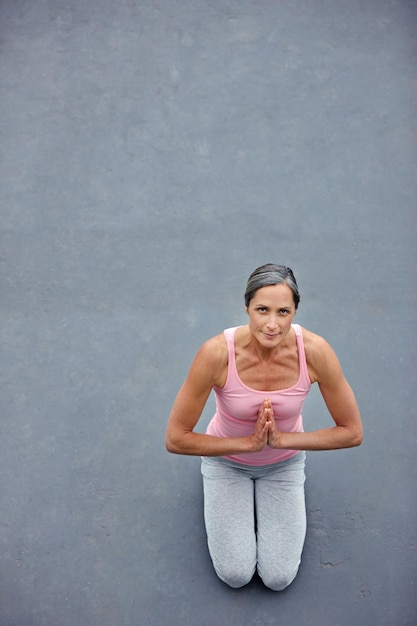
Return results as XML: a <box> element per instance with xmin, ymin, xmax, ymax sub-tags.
<box><xmin>245</xmin><ymin>326</ymin><xmax>294</xmax><ymax>362</ymax></box>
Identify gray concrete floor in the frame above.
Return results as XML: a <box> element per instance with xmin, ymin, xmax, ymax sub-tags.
<box><xmin>1</xmin><ymin>1</ymin><xmax>416</xmax><ymax>624</ymax></box>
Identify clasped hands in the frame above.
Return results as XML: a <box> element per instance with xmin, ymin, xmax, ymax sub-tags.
<box><xmin>250</xmin><ymin>398</ymin><xmax>282</xmax><ymax>451</ymax></box>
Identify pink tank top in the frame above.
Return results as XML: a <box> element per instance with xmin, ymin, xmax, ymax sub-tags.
<box><xmin>206</xmin><ymin>324</ymin><xmax>311</xmax><ymax>465</ymax></box>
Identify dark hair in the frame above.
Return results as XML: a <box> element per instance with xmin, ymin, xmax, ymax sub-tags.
<box><xmin>244</xmin><ymin>263</ymin><xmax>300</xmax><ymax>309</ymax></box>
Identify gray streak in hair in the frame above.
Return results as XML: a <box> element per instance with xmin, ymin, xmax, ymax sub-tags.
<box><xmin>244</xmin><ymin>263</ymin><xmax>300</xmax><ymax>309</ymax></box>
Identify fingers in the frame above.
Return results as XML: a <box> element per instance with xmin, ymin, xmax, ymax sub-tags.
<box><xmin>262</xmin><ymin>399</ymin><xmax>280</xmax><ymax>449</ymax></box>
<box><xmin>262</xmin><ymin>398</ymin><xmax>273</xmax><ymax>424</ymax></box>
<box><xmin>267</xmin><ymin>409</ymin><xmax>281</xmax><ymax>449</ymax></box>
<box><xmin>252</xmin><ymin>401</ymin><xmax>269</xmax><ymax>450</ymax></box>
<box><xmin>256</xmin><ymin>404</ymin><xmax>269</xmax><ymax>434</ymax></box>
<box><xmin>253</xmin><ymin>399</ymin><xmax>279</xmax><ymax>452</ymax></box>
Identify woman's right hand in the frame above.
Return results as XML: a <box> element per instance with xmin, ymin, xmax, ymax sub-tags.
<box><xmin>249</xmin><ymin>399</ymin><xmax>271</xmax><ymax>452</ymax></box>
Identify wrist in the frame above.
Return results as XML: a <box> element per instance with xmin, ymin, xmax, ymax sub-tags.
<box><xmin>245</xmin><ymin>435</ymin><xmax>257</xmax><ymax>453</ymax></box>
<box><xmin>269</xmin><ymin>431</ymin><xmax>284</xmax><ymax>449</ymax></box>
<box><xmin>247</xmin><ymin>435</ymin><xmax>266</xmax><ymax>453</ymax></box>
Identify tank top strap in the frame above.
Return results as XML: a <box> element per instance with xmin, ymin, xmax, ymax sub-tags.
<box><xmin>223</xmin><ymin>327</ymin><xmax>238</xmax><ymax>356</ymax></box>
<box><xmin>292</xmin><ymin>324</ymin><xmax>310</xmax><ymax>386</ymax></box>
<box><xmin>223</xmin><ymin>327</ymin><xmax>239</xmax><ymax>383</ymax></box>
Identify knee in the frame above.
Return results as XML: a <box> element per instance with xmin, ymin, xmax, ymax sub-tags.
<box><xmin>259</xmin><ymin>565</ymin><xmax>299</xmax><ymax>592</ymax></box>
<box><xmin>214</xmin><ymin>562</ymin><xmax>255</xmax><ymax>589</ymax></box>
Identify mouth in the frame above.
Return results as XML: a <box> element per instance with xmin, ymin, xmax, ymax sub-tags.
<box><xmin>263</xmin><ymin>332</ymin><xmax>279</xmax><ymax>339</ymax></box>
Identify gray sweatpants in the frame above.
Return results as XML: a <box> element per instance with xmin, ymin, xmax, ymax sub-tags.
<box><xmin>201</xmin><ymin>451</ymin><xmax>306</xmax><ymax>591</ymax></box>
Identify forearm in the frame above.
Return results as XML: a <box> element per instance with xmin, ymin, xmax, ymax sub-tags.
<box><xmin>276</xmin><ymin>425</ymin><xmax>363</xmax><ymax>451</ymax></box>
<box><xmin>166</xmin><ymin>430</ymin><xmax>256</xmax><ymax>457</ymax></box>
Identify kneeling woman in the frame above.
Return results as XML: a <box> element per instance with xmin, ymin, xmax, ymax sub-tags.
<box><xmin>165</xmin><ymin>264</ymin><xmax>363</xmax><ymax>591</ymax></box>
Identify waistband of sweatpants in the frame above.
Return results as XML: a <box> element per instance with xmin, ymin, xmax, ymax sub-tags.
<box><xmin>201</xmin><ymin>450</ymin><xmax>306</xmax><ymax>472</ymax></box>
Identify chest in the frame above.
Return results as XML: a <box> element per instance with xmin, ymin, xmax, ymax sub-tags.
<box><xmin>235</xmin><ymin>348</ymin><xmax>300</xmax><ymax>391</ymax></box>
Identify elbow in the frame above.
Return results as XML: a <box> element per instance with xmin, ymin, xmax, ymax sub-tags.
<box><xmin>339</xmin><ymin>424</ymin><xmax>363</xmax><ymax>449</ymax></box>
<box><xmin>350</xmin><ymin>426</ymin><xmax>364</xmax><ymax>448</ymax></box>
<box><xmin>165</xmin><ymin>434</ymin><xmax>179</xmax><ymax>454</ymax></box>
<box><xmin>165</xmin><ymin>430</ymin><xmax>184</xmax><ymax>454</ymax></box>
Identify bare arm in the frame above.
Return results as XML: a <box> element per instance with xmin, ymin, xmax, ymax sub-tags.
<box><xmin>165</xmin><ymin>336</ymin><xmax>269</xmax><ymax>456</ymax></box>
<box><xmin>268</xmin><ymin>332</ymin><xmax>363</xmax><ymax>451</ymax></box>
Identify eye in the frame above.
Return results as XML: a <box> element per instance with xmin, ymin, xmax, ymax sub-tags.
<box><xmin>279</xmin><ymin>309</ymin><xmax>291</xmax><ymax>315</ymax></box>
<box><xmin>257</xmin><ymin>307</ymin><xmax>267</xmax><ymax>313</ymax></box>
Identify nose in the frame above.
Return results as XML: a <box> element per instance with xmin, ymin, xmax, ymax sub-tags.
<box><xmin>266</xmin><ymin>315</ymin><xmax>279</xmax><ymax>330</ymax></box>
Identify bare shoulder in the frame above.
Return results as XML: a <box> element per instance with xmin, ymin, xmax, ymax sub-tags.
<box><xmin>300</xmin><ymin>326</ymin><xmax>342</xmax><ymax>384</ymax></box>
<box><xmin>191</xmin><ymin>332</ymin><xmax>228</xmax><ymax>388</ymax></box>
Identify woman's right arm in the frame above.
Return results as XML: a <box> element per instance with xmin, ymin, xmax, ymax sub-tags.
<box><xmin>165</xmin><ymin>337</ymin><xmax>269</xmax><ymax>456</ymax></box>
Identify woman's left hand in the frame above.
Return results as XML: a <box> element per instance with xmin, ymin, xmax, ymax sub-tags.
<box><xmin>262</xmin><ymin>399</ymin><xmax>282</xmax><ymax>449</ymax></box>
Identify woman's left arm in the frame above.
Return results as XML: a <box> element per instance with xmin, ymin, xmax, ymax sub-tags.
<box><xmin>268</xmin><ymin>333</ymin><xmax>363</xmax><ymax>451</ymax></box>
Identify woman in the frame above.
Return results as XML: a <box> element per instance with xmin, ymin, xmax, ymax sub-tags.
<box><xmin>166</xmin><ymin>263</ymin><xmax>363</xmax><ymax>591</ymax></box>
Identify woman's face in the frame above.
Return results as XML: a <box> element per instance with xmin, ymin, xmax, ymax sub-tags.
<box><xmin>246</xmin><ymin>283</ymin><xmax>297</xmax><ymax>347</ymax></box>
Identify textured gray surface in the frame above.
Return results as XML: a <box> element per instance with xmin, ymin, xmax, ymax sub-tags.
<box><xmin>1</xmin><ymin>1</ymin><xmax>416</xmax><ymax>624</ymax></box>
